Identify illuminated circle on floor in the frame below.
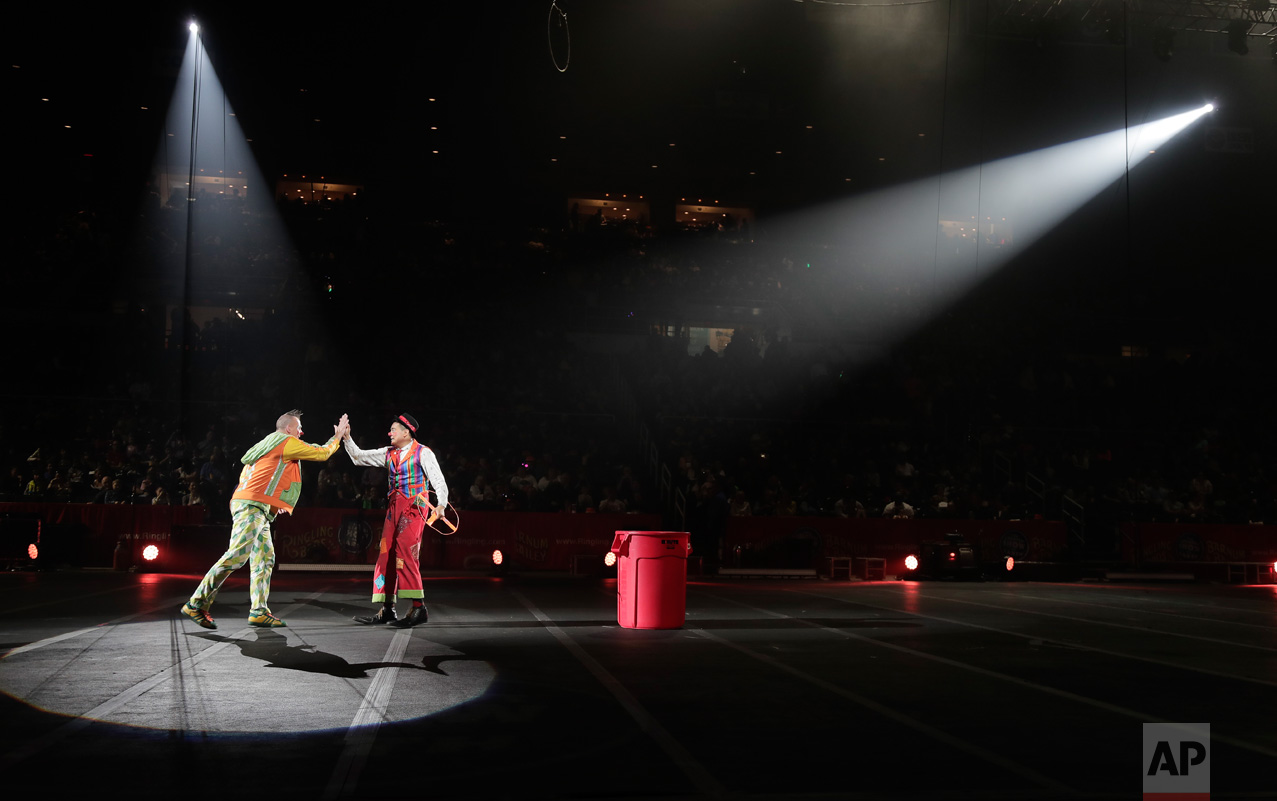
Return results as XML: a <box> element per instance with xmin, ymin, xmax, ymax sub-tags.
<box><xmin>0</xmin><ymin>615</ymin><xmax>497</xmax><ymax>735</ymax></box>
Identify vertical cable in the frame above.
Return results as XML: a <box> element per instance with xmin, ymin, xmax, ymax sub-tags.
<box><xmin>181</xmin><ymin>33</ymin><xmax>203</xmax><ymax>428</ymax></box>
<box><xmin>974</xmin><ymin>0</ymin><xmax>992</xmax><ymax>276</ymax></box>
<box><xmin>930</xmin><ymin>0</ymin><xmax>957</xmax><ymax>301</ymax></box>
<box><xmin>222</xmin><ymin>88</ymin><xmax>227</xmax><ymax>197</ymax></box>
<box><xmin>187</xmin><ymin>39</ymin><xmax>201</xmax><ymax>206</ymax></box>
<box><xmin>1120</xmin><ymin>1</ymin><xmax>1135</xmax><ymax>393</ymax></box>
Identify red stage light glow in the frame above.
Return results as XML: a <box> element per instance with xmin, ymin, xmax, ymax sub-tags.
<box><xmin>142</xmin><ymin>545</ymin><xmax>160</xmax><ymax>561</ymax></box>
<box><xmin>1005</xmin><ymin>556</ymin><xmax>1015</xmax><ymax>571</ymax></box>
<box><xmin>904</xmin><ymin>555</ymin><xmax>918</xmax><ymax>571</ymax></box>
<box><xmin>604</xmin><ymin>552</ymin><xmax>617</xmax><ymax>567</ymax></box>
<box><xmin>27</xmin><ymin>544</ymin><xmax>38</xmax><ymax>560</ymax></box>
<box><xmin>492</xmin><ymin>549</ymin><xmax>503</xmax><ymax>566</ymax></box>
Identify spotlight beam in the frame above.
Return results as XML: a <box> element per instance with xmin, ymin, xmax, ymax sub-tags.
<box><xmin>769</xmin><ymin>103</ymin><xmax>1216</xmax><ymax>347</ymax></box>
<box><xmin>149</xmin><ymin>21</ymin><xmax>304</xmax><ymax>430</ymax></box>
<box><xmin>182</xmin><ymin>25</ymin><xmax>204</xmax><ymax>430</ymax></box>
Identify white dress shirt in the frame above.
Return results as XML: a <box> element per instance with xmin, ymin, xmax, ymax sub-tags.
<box><xmin>344</xmin><ymin>438</ymin><xmax>449</xmax><ymax>509</ymax></box>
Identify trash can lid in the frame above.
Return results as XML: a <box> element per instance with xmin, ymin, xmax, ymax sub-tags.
<box><xmin>610</xmin><ymin>531</ymin><xmax>691</xmax><ymax>555</ymax></box>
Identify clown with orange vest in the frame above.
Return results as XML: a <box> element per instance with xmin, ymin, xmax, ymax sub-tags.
<box><xmin>344</xmin><ymin>413</ymin><xmax>449</xmax><ymax>628</ymax></box>
<box><xmin>180</xmin><ymin>410</ymin><xmax>349</xmax><ymax>630</ymax></box>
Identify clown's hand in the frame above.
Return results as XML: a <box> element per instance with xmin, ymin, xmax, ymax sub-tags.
<box><xmin>417</xmin><ymin>493</ymin><xmax>439</xmax><ymax>524</ymax></box>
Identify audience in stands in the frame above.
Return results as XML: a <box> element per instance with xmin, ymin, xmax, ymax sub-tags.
<box><xmin>3</xmin><ymin>195</ymin><xmax>1272</xmax><ymax>548</ymax></box>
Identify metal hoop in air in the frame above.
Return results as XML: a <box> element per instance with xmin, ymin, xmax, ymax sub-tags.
<box><xmin>548</xmin><ymin>1</ymin><xmax>570</xmax><ymax>73</ymax></box>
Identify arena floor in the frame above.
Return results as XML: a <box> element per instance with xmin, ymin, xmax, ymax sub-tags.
<box><xmin>1</xmin><ymin>568</ymin><xmax>1273</xmax><ymax>800</ymax></box>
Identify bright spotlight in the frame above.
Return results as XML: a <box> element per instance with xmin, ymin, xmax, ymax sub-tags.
<box><xmin>189</xmin><ymin>21</ymin><xmax>199</xmax><ymax>33</ymax></box>
<box><xmin>904</xmin><ymin>555</ymin><xmax>919</xmax><ymax>571</ymax></box>
<box><xmin>142</xmin><ymin>544</ymin><xmax>160</xmax><ymax>561</ymax></box>
<box><xmin>604</xmin><ymin>552</ymin><xmax>617</xmax><ymax>567</ymax></box>
<box><xmin>767</xmin><ymin>103</ymin><xmax>1217</xmax><ymax>355</ymax></box>
<box><xmin>492</xmin><ymin>549</ymin><xmax>503</xmax><ymax>566</ymax></box>
<box><xmin>27</xmin><ymin>544</ymin><xmax>38</xmax><ymax>560</ymax></box>
<box><xmin>1127</xmin><ymin>104</ymin><xmax>1216</xmax><ymax>162</ymax></box>
<box><xmin>1005</xmin><ymin>556</ymin><xmax>1015</xmax><ymax>571</ymax></box>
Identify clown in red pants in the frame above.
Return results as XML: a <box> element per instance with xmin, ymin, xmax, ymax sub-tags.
<box><xmin>373</xmin><ymin>492</ymin><xmax>427</xmax><ymax>606</ymax></box>
<box><xmin>344</xmin><ymin>412</ymin><xmax>449</xmax><ymax>628</ymax></box>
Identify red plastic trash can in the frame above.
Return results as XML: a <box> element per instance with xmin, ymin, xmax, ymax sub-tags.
<box><xmin>609</xmin><ymin>531</ymin><xmax>691</xmax><ymax>629</ymax></box>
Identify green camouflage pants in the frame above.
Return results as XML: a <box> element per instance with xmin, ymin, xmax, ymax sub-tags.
<box><xmin>188</xmin><ymin>501</ymin><xmax>276</xmax><ymax>616</ymax></box>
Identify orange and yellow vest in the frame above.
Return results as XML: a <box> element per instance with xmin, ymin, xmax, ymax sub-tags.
<box><xmin>231</xmin><ymin>431</ymin><xmax>340</xmax><ymax>514</ymax></box>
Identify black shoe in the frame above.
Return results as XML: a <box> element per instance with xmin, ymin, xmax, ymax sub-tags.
<box><xmin>354</xmin><ymin>606</ymin><xmax>397</xmax><ymax>625</ymax></box>
<box><xmin>390</xmin><ymin>605</ymin><xmax>428</xmax><ymax>628</ymax></box>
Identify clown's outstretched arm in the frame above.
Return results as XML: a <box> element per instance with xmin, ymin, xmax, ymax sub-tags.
<box><xmin>282</xmin><ymin>413</ymin><xmax>349</xmax><ymax>461</ymax></box>
<box><xmin>343</xmin><ymin>432</ymin><xmax>389</xmax><ymax>467</ymax></box>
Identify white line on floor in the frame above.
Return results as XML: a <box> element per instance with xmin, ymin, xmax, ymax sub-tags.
<box><xmin>0</xmin><ymin>591</ymin><xmax>327</xmax><ymax>770</ymax></box>
<box><xmin>797</xmin><ymin>586</ymin><xmax>1277</xmax><ymax>688</ymax></box>
<box><xmin>690</xmin><ymin>593</ymin><xmax>1074</xmax><ymax>794</ymax></box>
<box><xmin>984</xmin><ymin>589</ymin><xmax>1277</xmax><ymax>631</ymax></box>
<box><xmin>322</xmin><ymin>628</ymin><xmax>412</xmax><ymax>801</ymax></box>
<box><xmin>0</xmin><ymin>582</ymin><xmax>165</xmax><ymax>616</ymax></box>
<box><xmin>911</xmin><ymin>590</ymin><xmax>1277</xmax><ymax>651</ymax></box>
<box><xmin>508</xmin><ymin>586</ymin><xmax>725</xmax><ymax>799</ymax></box>
<box><xmin>2</xmin><ymin>594</ymin><xmax>193</xmax><ymax>659</ymax></box>
<box><xmin>777</xmin><ymin>587</ymin><xmax>1277</xmax><ymax>759</ymax></box>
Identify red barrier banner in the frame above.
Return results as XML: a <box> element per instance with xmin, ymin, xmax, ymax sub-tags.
<box><xmin>2</xmin><ymin>503</ymin><xmax>663</xmax><ymax>571</ymax></box>
<box><xmin>725</xmin><ymin>516</ymin><xmax>1069</xmax><ymax>575</ymax></box>
<box><xmin>9</xmin><ymin>501</ymin><xmax>1095</xmax><ymax>576</ymax></box>
<box><xmin>1</xmin><ymin>502</ymin><xmax>206</xmax><ymax>565</ymax></box>
<box><xmin>272</xmin><ymin>508</ymin><xmax>378</xmax><ymax>565</ymax></box>
<box><xmin>271</xmin><ymin>508</ymin><xmax>664</xmax><ymax>571</ymax></box>
<box><xmin>1119</xmin><ymin>523</ymin><xmax>1277</xmax><ymax>564</ymax></box>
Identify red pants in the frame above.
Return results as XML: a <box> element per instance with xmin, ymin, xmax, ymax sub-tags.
<box><xmin>372</xmin><ymin>493</ymin><xmax>426</xmax><ymax>603</ymax></box>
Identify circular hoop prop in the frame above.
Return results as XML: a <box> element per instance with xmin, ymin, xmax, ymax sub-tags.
<box><xmin>423</xmin><ymin>490</ymin><xmax>461</xmax><ymax>536</ymax></box>
<box><xmin>548</xmin><ymin>1</ymin><xmax>570</xmax><ymax>73</ymax></box>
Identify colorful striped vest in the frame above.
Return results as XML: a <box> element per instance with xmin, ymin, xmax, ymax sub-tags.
<box><xmin>387</xmin><ymin>443</ymin><xmax>431</xmax><ymax>506</ymax></box>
